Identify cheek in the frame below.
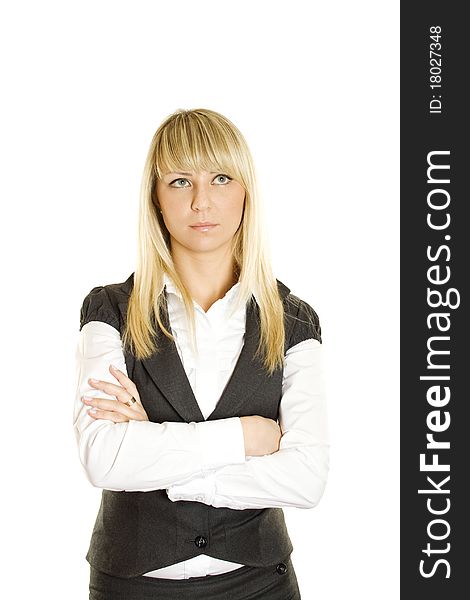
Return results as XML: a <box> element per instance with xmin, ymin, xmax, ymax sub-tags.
<box><xmin>231</xmin><ymin>193</ymin><xmax>245</xmax><ymax>224</ymax></box>
<box><xmin>231</xmin><ymin>202</ymin><xmax>244</xmax><ymax>224</ymax></box>
<box><xmin>158</xmin><ymin>196</ymin><xmax>185</xmax><ymax>226</ymax></box>
<box><xmin>226</xmin><ymin>187</ymin><xmax>245</xmax><ymax>218</ymax></box>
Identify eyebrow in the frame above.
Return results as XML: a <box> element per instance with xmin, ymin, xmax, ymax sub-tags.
<box><xmin>166</xmin><ymin>171</ymin><xmax>220</xmax><ymax>176</ymax></box>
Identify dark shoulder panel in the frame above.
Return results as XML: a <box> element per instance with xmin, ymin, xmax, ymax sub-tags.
<box><xmin>79</xmin><ymin>285</ymin><xmax>121</xmax><ymax>332</ymax></box>
<box><xmin>283</xmin><ymin>292</ymin><xmax>322</xmax><ymax>351</ymax></box>
<box><xmin>79</xmin><ymin>273</ymin><xmax>134</xmax><ymax>332</ymax></box>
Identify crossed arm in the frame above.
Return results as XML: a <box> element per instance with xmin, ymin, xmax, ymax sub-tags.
<box><xmin>73</xmin><ymin>320</ymin><xmax>329</xmax><ymax>509</ymax></box>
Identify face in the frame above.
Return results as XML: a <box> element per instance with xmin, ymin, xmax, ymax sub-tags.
<box><xmin>155</xmin><ymin>170</ymin><xmax>246</xmax><ymax>255</ymax></box>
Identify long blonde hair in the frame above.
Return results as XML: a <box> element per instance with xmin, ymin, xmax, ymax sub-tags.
<box><xmin>122</xmin><ymin>108</ymin><xmax>286</xmax><ymax>375</ymax></box>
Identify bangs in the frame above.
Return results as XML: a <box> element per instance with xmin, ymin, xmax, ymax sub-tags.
<box><xmin>153</xmin><ymin>111</ymin><xmax>244</xmax><ymax>183</ymax></box>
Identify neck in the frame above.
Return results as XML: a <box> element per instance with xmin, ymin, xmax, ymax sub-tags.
<box><xmin>171</xmin><ymin>249</ymin><xmax>239</xmax><ymax>313</ymax></box>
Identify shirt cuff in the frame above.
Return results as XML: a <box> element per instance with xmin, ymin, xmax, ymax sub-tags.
<box><xmin>167</xmin><ymin>470</ymin><xmax>217</xmax><ymax>504</ymax></box>
<box><xmin>195</xmin><ymin>417</ymin><xmax>246</xmax><ymax>471</ymax></box>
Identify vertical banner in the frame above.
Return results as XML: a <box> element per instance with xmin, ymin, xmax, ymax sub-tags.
<box><xmin>401</xmin><ymin>2</ymin><xmax>468</xmax><ymax>597</ymax></box>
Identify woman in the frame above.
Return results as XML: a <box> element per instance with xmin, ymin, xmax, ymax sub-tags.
<box><xmin>74</xmin><ymin>108</ymin><xmax>329</xmax><ymax>599</ymax></box>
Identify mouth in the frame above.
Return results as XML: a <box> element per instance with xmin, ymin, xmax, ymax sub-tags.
<box><xmin>190</xmin><ymin>223</ymin><xmax>218</xmax><ymax>231</ymax></box>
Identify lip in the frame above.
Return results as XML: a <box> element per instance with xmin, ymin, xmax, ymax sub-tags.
<box><xmin>191</xmin><ymin>222</ymin><xmax>217</xmax><ymax>226</ymax></box>
<box><xmin>190</xmin><ymin>223</ymin><xmax>218</xmax><ymax>231</ymax></box>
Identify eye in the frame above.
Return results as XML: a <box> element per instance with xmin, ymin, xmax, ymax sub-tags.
<box><xmin>169</xmin><ymin>174</ymin><xmax>232</xmax><ymax>188</ymax></box>
<box><xmin>169</xmin><ymin>178</ymin><xmax>190</xmax><ymax>188</ymax></box>
<box><xmin>213</xmin><ymin>174</ymin><xmax>232</xmax><ymax>185</ymax></box>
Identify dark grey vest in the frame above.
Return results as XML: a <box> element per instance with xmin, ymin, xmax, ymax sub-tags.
<box><xmin>79</xmin><ymin>272</ymin><xmax>322</xmax><ymax>578</ymax></box>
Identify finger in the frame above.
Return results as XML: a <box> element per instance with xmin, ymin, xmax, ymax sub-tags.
<box><xmin>88</xmin><ymin>377</ymin><xmax>123</xmax><ymax>394</ymax></box>
<box><xmin>88</xmin><ymin>377</ymin><xmax>131</xmax><ymax>399</ymax></box>
<box><xmin>88</xmin><ymin>408</ymin><xmax>129</xmax><ymax>423</ymax></box>
<box><xmin>88</xmin><ymin>374</ymin><xmax>141</xmax><ymax>406</ymax></box>
<box><xmin>109</xmin><ymin>367</ymin><xmax>143</xmax><ymax>407</ymax></box>
<box><xmin>109</xmin><ymin>365</ymin><xmax>140</xmax><ymax>397</ymax></box>
<box><xmin>83</xmin><ymin>396</ymin><xmax>136</xmax><ymax>419</ymax></box>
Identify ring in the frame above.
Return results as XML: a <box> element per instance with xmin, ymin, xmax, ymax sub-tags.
<box><xmin>125</xmin><ymin>396</ymin><xmax>137</xmax><ymax>407</ymax></box>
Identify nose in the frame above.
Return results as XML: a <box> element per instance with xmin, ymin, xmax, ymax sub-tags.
<box><xmin>191</xmin><ymin>182</ymin><xmax>212</xmax><ymax>212</ymax></box>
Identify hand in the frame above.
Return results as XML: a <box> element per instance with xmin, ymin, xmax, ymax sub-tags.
<box><xmin>81</xmin><ymin>364</ymin><xmax>149</xmax><ymax>422</ymax></box>
<box><xmin>239</xmin><ymin>415</ymin><xmax>282</xmax><ymax>456</ymax></box>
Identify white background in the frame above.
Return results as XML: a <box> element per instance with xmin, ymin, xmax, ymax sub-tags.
<box><xmin>1</xmin><ymin>1</ymin><xmax>399</xmax><ymax>598</ymax></box>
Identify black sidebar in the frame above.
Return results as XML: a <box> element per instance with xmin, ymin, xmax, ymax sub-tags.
<box><xmin>401</xmin><ymin>3</ymin><xmax>468</xmax><ymax>598</ymax></box>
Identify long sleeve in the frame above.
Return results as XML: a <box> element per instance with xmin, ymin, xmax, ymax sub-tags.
<box><xmin>73</xmin><ymin>320</ymin><xmax>246</xmax><ymax>491</ymax></box>
<box><xmin>166</xmin><ymin>338</ymin><xmax>329</xmax><ymax>509</ymax></box>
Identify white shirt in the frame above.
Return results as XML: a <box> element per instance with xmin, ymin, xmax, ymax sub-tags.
<box><xmin>73</xmin><ymin>273</ymin><xmax>329</xmax><ymax>579</ymax></box>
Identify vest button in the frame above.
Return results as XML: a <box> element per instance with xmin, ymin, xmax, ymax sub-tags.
<box><xmin>194</xmin><ymin>535</ymin><xmax>208</xmax><ymax>548</ymax></box>
<box><xmin>276</xmin><ymin>562</ymin><xmax>288</xmax><ymax>575</ymax></box>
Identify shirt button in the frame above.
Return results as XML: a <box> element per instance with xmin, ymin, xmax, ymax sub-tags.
<box><xmin>276</xmin><ymin>562</ymin><xmax>288</xmax><ymax>575</ymax></box>
<box><xmin>194</xmin><ymin>535</ymin><xmax>208</xmax><ymax>548</ymax></box>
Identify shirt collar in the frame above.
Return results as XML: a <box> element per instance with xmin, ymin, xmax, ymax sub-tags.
<box><xmin>163</xmin><ymin>272</ymin><xmax>241</xmax><ymax>306</ymax></box>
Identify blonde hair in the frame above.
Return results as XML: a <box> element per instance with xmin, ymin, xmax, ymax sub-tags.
<box><xmin>122</xmin><ymin>108</ymin><xmax>285</xmax><ymax>375</ymax></box>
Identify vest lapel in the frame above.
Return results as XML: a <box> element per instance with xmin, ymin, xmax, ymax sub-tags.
<box><xmin>207</xmin><ymin>298</ymin><xmax>267</xmax><ymax>421</ymax></box>
<box><xmin>117</xmin><ymin>277</ymin><xmax>291</xmax><ymax>424</ymax></box>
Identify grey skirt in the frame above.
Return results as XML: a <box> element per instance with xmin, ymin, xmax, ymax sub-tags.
<box><xmin>89</xmin><ymin>555</ymin><xmax>301</xmax><ymax>600</ymax></box>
